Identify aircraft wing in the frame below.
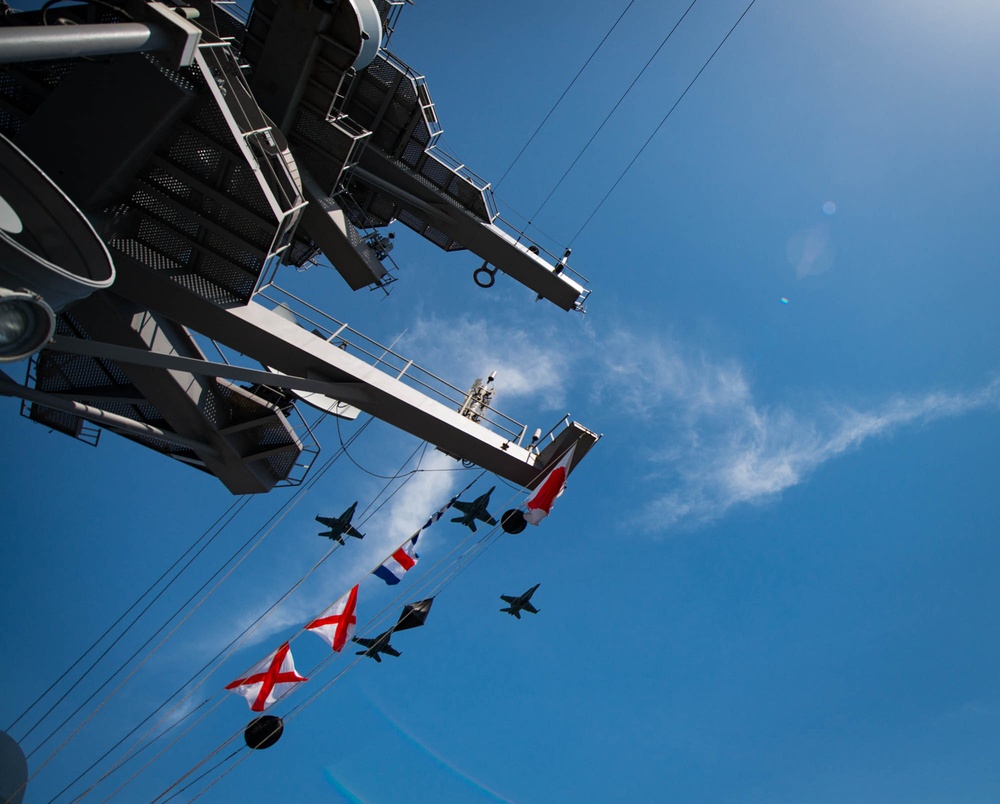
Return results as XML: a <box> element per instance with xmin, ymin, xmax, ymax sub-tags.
<box><xmin>315</xmin><ymin>516</ymin><xmax>338</xmax><ymax>527</ymax></box>
<box><xmin>352</xmin><ymin>636</ymin><xmax>377</xmax><ymax>648</ymax></box>
<box><xmin>452</xmin><ymin>501</ymin><xmax>473</xmax><ymax>515</ymax></box>
<box><xmin>500</xmin><ymin>595</ymin><xmax>517</xmax><ymax>604</ymax></box>
<box><xmin>382</xmin><ymin>644</ymin><xmax>401</xmax><ymax>658</ymax></box>
<box><xmin>522</xmin><ymin>601</ymin><xmax>539</xmax><ymax>614</ymax></box>
<box><xmin>344</xmin><ymin>525</ymin><xmax>364</xmax><ymax>540</ymax></box>
<box><xmin>480</xmin><ymin>512</ymin><xmax>498</xmax><ymax>526</ymax></box>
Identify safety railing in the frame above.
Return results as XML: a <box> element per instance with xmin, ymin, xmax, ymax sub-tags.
<box><xmin>252</xmin><ymin>280</ymin><xmax>529</xmax><ymax>444</ymax></box>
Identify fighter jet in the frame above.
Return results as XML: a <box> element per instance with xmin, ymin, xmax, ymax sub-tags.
<box><xmin>451</xmin><ymin>486</ymin><xmax>498</xmax><ymax>532</ymax></box>
<box><xmin>351</xmin><ymin>599</ymin><xmax>434</xmax><ymax>662</ymax></box>
<box><xmin>500</xmin><ymin>584</ymin><xmax>541</xmax><ymax>619</ymax></box>
<box><xmin>352</xmin><ymin>630</ymin><xmax>400</xmax><ymax>662</ymax></box>
<box><xmin>315</xmin><ymin>502</ymin><xmax>364</xmax><ymax>545</ymax></box>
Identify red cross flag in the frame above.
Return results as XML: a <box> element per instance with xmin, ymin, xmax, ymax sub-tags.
<box><xmin>305</xmin><ymin>584</ymin><xmax>359</xmax><ymax>652</ymax></box>
<box><xmin>225</xmin><ymin>642</ymin><xmax>307</xmax><ymax>712</ymax></box>
<box><xmin>524</xmin><ymin>443</ymin><xmax>576</xmax><ymax>526</ymax></box>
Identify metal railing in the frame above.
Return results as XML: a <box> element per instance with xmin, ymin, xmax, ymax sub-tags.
<box><xmin>252</xmin><ymin>281</ymin><xmax>529</xmax><ymax>444</ymax></box>
<box><xmin>273</xmin><ymin>401</ymin><xmax>322</xmax><ymax>487</ymax></box>
<box><xmin>213</xmin><ymin>0</ymin><xmax>251</xmax><ymax>26</ymax></box>
<box><xmin>20</xmin><ymin>354</ymin><xmax>102</xmax><ymax>446</ymax></box>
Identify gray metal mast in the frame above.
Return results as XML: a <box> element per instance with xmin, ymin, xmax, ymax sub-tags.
<box><xmin>0</xmin><ymin>0</ymin><xmax>599</xmax><ymax>494</ymax></box>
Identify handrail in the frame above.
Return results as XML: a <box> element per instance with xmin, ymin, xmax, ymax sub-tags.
<box><xmin>252</xmin><ymin>282</ymin><xmax>528</xmax><ymax>443</ymax></box>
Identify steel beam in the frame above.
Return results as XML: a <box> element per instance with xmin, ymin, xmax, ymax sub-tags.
<box><xmin>110</xmin><ymin>259</ymin><xmax>598</xmax><ymax>488</ymax></box>
<box><xmin>352</xmin><ymin>160</ymin><xmax>588</xmax><ymax>311</ymax></box>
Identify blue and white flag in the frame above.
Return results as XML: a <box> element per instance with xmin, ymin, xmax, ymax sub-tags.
<box><xmin>371</xmin><ymin>479</ymin><xmax>478</xmax><ymax>585</ymax></box>
<box><xmin>374</xmin><ymin>534</ymin><xmax>419</xmax><ymax>585</ymax></box>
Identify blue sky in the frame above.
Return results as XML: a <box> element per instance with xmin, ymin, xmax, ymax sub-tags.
<box><xmin>3</xmin><ymin>0</ymin><xmax>1000</xmax><ymax>801</ymax></box>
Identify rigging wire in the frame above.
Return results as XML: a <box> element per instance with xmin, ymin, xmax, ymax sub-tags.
<box><xmin>8</xmin><ymin>497</ymin><xmax>247</xmax><ymax>737</ymax></box>
<box><xmin>335</xmin><ymin>413</ymin><xmax>428</xmax><ymax>480</ymax></box>
<box><xmin>151</xmin><ymin>471</ymin><xmax>494</xmax><ymax>800</ymax></box>
<box><xmin>78</xmin><ymin>431</ymin><xmax>433</xmax><ymax>801</ymax></box>
<box><xmin>17</xmin><ymin>499</ymin><xmax>251</xmax><ymax>749</ymax></box>
<box><xmin>570</xmin><ymin>0</ymin><xmax>759</xmax><ymax>245</ymax></box>
<box><xmin>173</xmin><ymin>456</ymin><xmax>569</xmax><ymax>798</ymax></box>
<box><xmin>24</xmin><ymin>495</ymin><xmax>263</xmax><ymax>762</ymax></box>
<box><xmin>46</xmin><ymin>697</ymin><xmax>212</xmax><ymax>803</ymax></box>
<box><xmin>159</xmin><ymin>748</ymin><xmax>243</xmax><ymax>804</ymax></box>
<box><xmin>107</xmin><ymin>438</ymin><xmax>572</xmax><ymax>799</ymax></box>
<box><xmin>526</xmin><ymin>0</ymin><xmax>700</xmax><ymax>228</ymax></box>
<box><xmin>103</xmin><ymin>696</ymin><xmax>236</xmax><ymax>803</ymax></box>
<box><xmin>144</xmin><ymin>471</ymin><xmax>479</xmax><ymax>803</ymax></box>
<box><xmin>20</xmin><ymin>417</ymin><xmax>380</xmax><ymax>797</ymax></box>
<box><xmin>57</xmin><ymin>418</ymin><xmax>381</xmax><ymax>801</ymax></box>
<box><xmin>493</xmin><ymin>0</ymin><xmax>640</xmax><ymax>190</ymax></box>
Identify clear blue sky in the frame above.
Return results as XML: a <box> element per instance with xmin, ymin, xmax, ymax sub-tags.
<box><xmin>4</xmin><ymin>0</ymin><xmax>1000</xmax><ymax>801</ymax></box>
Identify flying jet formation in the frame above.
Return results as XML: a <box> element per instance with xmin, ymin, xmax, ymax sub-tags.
<box><xmin>352</xmin><ymin>630</ymin><xmax>400</xmax><ymax>662</ymax></box>
<box><xmin>451</xmin><ymin>487</ymin><xmax>498</xmax><ymax>532</ymax></box>
<box><xmin>500</xmin><ymin>584</ymin><xmax>541</xmax><ymax>619</ymax></box>
<box><xmin>315</xmin><ymin>502</ymin><xmax>365</xmax><ymax>545</ymax></box>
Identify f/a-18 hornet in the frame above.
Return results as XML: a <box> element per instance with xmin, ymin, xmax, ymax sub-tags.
<box><xmin>315</xmin><ymin>502</ymin><xmax>365</xmax><ymax>545</ymax></box>
<box><xmin>352</xmin><ymin>630</ymin><xmax>400</xmax><ymax>662</ymax></box>
<box><xmin>500</xmin><ymin>584</ymin><xmax>541</xmax><ymax>619</ymax></box>
<box><xmin>451</xmin><ymin>487</ymin><xmax>498</xmax><ymax>532</ymax></box>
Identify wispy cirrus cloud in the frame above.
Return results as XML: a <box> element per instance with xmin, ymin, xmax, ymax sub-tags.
<box><xmin>351</xmin><ymin>311</ymin><xmax>1000</xmax><ymax>533</ymax></box>
<box><xmin>226</xmin><ymin>449</ymin><xmax>463</xmax><ymax>651</ymax></box>
<box><xmin>596</xmin><ymin>329</ymin><xmax>1000</xmax><ymax>531</ymax></box>
<box><xmin>402</xmin><ymin>314</ymin><xmax>573</xmax><ymax>411</ymax></box>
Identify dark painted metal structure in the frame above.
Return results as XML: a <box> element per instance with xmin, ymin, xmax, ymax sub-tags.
<box><xmin>0</xmin><ymin>0</ymin><xmax>599</xmax><ymax>494</ymax></box>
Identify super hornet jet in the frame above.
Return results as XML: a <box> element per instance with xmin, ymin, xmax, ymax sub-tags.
<box><xmin>315</xmin><ymin>502</ymin><xmax>365</xmax><ymax>545</ymax></box>
<box><xmin>500</xmin><ymin>584</ymin><xmax>541</xmax><ymax>619</ymax></box>
<box><xmin>352</xmin><ymin>630</ymin><xmax>400</xmax><ymax>662</ymax></box>
<box><xmin>451</xmin><ymin>487</ymin><xmax>498</xmax><ymax>532</ymax></box>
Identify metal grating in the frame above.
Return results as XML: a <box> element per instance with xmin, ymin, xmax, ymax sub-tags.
<box><xmin>411</xmin><ymin>119</ymin><xmax>430</xmax><ymax>146</ymax></box>
<box><xmin>110</xmin><ymin>238</ymin><xmax>183</xmax><ymax>274</ymax></box>
<box><xmin>145</xmin><ymin>166</ymin><xmax>192</xmax><ymax>199</ymax></box>
<box><xmin>284</xmin><ymin>235</ymin><xmax>321</xmax><ymax>268</ymax></box>
<box><xmin>143</xmin><ymin>53</ymin><xmax>198</xmax><ymax>93</ymax></box>
<box><xmin>136</xmin><ymin>217</ymin><xmax>194</xmax><ymax>265</ymax></box>
<box><xmin>0</xmin><ymin>63</ymin><xmax>52</xmax><ymax>136</ymax></box>
<box><xmin>132</xmin><ymin>188</ymin><xmax>201</xmax><ymax>238</ymax></box>
<box><xmin>401</xmin><ymin>140</ymin><xmax>423</xmax><ymax>168</ymax></box>
<box><xmin>198</xmin><ymin>252</ymin><xmax>258</xmax><ymax>298</ymax></box>
<box><xmin>26</xmin><ymin>313</ymin><xmax>180</xmax><ymax>446</ymax></box>
<box><xmin>211</xmin><ymin>2</ymin><xmax>250</xmax><ymax>45</ymax></box>
<box><xmin>418</xmin><ymin>156</ymin><xmax>452</xmax><ymax>191</ymax></box>
<box><xmin>168</xmin><ymin>129</ymin><xmax>224</xmax><ymax>184</ymax></box>
<box><xmin>397</xmin><ymin>209</ymin><xmax>452</xmax><ymax>249</ymax></box>
<box><xmin>213</xmin><ymin>203</ymin><xmax>273</xmax><ymax>249</ymax></box>
<box><xmin>226</xmin><ymin>160</ymin><xmax>275</xmax><ymax>220</ymax></box>
<box><xmin>205</xmin><ymin>231</ymin><xmax>260</xmax><ymax>272</ymax></box>
<box><xmin>172</xmin><ymin>267</ymin><xmax>245</xmax><ymax>307</ymax></box>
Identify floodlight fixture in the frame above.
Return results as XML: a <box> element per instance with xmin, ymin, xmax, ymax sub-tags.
<box><xmin>0</xmin><ymin>287</ymin><xmax>55</xmax><ymax>362</ymax></box>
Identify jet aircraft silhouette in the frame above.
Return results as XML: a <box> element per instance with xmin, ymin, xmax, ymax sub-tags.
<box><xmin>352</xmin><ymin>630</ymin><xmax>400</xmax><ymax>662</ymax></box>
<box><xmin>451</xmin><ymin>486</ymin><xmax>498</xmax><ymax>532</ymax></box>
<box><xmin>500</xmin><ymin>583</ymin><xmax>541</xmax><ymax>618</ymax></box>
<box><xmin>315</xmin><ymin>501</ymin><xmax>364</xmax><ymax>545</ymax></box>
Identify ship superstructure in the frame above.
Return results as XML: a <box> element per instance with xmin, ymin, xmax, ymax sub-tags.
<box><xmin>0</xmin><ymin>0</ymin><xmax>599</xmax><ymax>493</ymax></box>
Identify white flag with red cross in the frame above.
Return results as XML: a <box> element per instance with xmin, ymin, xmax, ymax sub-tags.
<box><xmin>225</xmin><ymin>642</ymin><xmax>307</xmax><ymax>712</ymax></box>
<box><xmin>305</xmin><ymin>584</ymin><xmax>359</xmax><ymax>652</ymax></box>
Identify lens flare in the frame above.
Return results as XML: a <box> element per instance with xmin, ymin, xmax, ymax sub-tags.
<box><xmin>360</xmin><ymin>689</ymin><xmax>513</xmax><ymax>803</ymax></box>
